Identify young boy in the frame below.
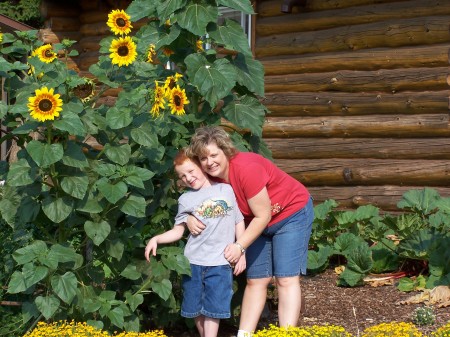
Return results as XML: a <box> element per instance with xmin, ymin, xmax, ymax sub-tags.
<box><xmin>145</xmin><ymin>149</ymin><xmax>246</xmax><ymax>337</ymax></box>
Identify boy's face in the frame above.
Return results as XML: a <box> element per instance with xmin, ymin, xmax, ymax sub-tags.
<box><xmin>175</xmin><ymin>159</ymin><xmax>210</xmax><ymax>190</ymax></box>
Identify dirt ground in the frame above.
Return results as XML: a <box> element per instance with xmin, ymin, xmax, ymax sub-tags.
<box><xmin>210</xmin><ymin>268</ymin><xmax>450</xmax><ymax>337</ymax></box>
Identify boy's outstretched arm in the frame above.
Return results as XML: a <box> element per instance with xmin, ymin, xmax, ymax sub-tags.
<box><xmin>144</xmin><ymin>224</ymin><xmax>185</xmax><ymax>262</ymax></box>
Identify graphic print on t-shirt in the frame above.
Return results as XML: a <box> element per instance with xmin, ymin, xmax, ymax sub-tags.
<box><xmin>195</xmin><ymin>199</ymin><xmax>233</xmax><ymax>219</ymax></box>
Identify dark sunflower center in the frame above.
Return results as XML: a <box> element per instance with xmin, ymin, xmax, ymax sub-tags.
<box><xmin>116</xmin><ymin>18</ymin><xmax>126</xmax><ymax>27</ymax></box>
<box><xmin>174</xmin><ymin>95</ymin><xmax>181</xmax><ymax>106</ymax></box>
<box><xmin>44</xmin><ymin>50</ymin><xmax>54</xmax><ymax>58</ymax></box>
<box><xmin>39</xmin><ymin>99</ymin><xmax>53</xmax><ymax>112</ymax></box>
<box><xmin>118</xmin><ymin>46</ymin><xmax>129</xmax><ymax>56</ymax></box>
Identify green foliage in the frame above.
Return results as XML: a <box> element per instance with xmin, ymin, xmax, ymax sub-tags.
<box><xmin>0</xmin><ymin>0</ymin><xmax>266</xmax><ymax>333</ymax></box>
<box><xmin>308</xmin><ymin>188</ymin><xmax>450</xmax><ymax>289</ymax></box>
<box><xmin>412</xmin><ymin>306</ymin><xmax>436</xmax><ymax>326</ymax></box>
<box><xmin>0</xmin><ymin>0</ymin><xmax>43</xmax><ymax>28</ymax></box>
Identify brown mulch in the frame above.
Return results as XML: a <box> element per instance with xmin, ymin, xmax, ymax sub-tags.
<box><xmin>173</xmin><ymin>268</ymin><xmax>450</xmax><ymax>337</ymax></box>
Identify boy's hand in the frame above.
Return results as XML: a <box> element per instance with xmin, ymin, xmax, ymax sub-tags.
<box><xmin>233</xmin><ymin>254</ymin><xmax>246</xmax><ymax>276</ymax></box>
<box><xmin>144</xmin><ymin>238</ymin><xmax>158</xmax><ymax>262</ymax></box>
<box><xmin>224</xmin><ymin>243</ymin><xmax>243</xmax><ymax>265</ymax></box>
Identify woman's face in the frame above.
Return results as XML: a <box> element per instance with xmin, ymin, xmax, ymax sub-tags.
<box><xmin>198</xmin><ymin>142</ymin><xmax>229</xmax><ymax>181</ymax></box>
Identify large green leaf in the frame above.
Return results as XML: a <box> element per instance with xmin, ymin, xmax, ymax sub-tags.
<box><xmin>62</xmin><ymin>141</ymin><xmax>88</xmax><ymax>168</ymax></box>
<box><xmin>84</xmin><ymin>220</ymin><xmax>111</xmax><ymax>246</ymax></box>
<box><xmin>61</xmin><ymin>174</ymin><xmax>89</xmax><ymax>199</ymax></box>
<box><xmin>106</xmin><ymin>106</ymin><xmax>133</xmax><ymax>129</ymax></box>
<box><xmin>232</xmin><ymin>53</ymin><xmax>265</xmax><ymax>96</ymax></box>
<box><xmin>427</xmin><ymin>236</ymin><xmax>450</xmax><ymax>287</ymax></box>
<box><xmin>107</xmin><ymin>239</ymin><xmax>125</xmax><ymax>260</ymax></box>
<box><xmin>51</xmin><ymin>272</ymin><xmax>78</xmax><ymax>304</ymax></box>
<box><xmin>104</xmin><ymin>143</ymin><xmax>131</xmax><ymax>166</ymax></box>
<box><xmin>35</xmin><ymin>295</ymin><xmax>60</xmax><ymax>320</ymax></box>
<box><xmin>120</xmin><ymin>195</ymin><xmax>146</xmax><ymax>217</ymax></box>
<box><xmin>7</xmin><ymin>158</ymin><xmax>35</xmax><ymax>186</ymax></box>
<box><xmin>13</xmin><ymin>240</ymin><xmax>48</xmax><ymax>265</ymax></box>
<box><xmin>185</xmin><ymin>54</ymin><xmax>236</xmax><ymax>108</ymax></box>
<box><xmin>97</xmin><ymin>179</ymin><xmax>128</xmax><ymax>204</ymax></box>
<box><xmin>130</xmin><ymin>123</ymin><xmax>159</xmax><ymax>147</ymax></box>
<box><xmin>120</xmin><ymin>264</ymin><xmax>142</xmax><ymax>280</ymax></box>
<box><xmin>53</xmin><ymin>113</ymin><xmax>86</xmax><ymax>136</ymax></box>
<box><xmin>125</xmin><ymin>291</ymin><xmax>144</xmax><ymax>312</ymax></box>
<box><xmin>307</xmin><ymin>246</ymin><xmax>333</xmax><ymax>274</ymax></box>
<box><xmin>334</xmin><ymin>232</ymin><xmax>364</xmax><ymax>256</ymax></box>
<box><xmin>398</xmin><ymin>229</ymin><xmax>433</xmax><ymax>260</ymax></box>
<box><xmin>218</xmin><ymin>0</ymin><xmax>255</xmax><ymax>14</ymax></box>
<box><xmin>8</xmin><ymin>263</ymin><xmax>48</xmax><ymax>294</ymax></box>
<box><xmin>127</xmin><ymin>0</ymin><xmax>157</xmax><ymax>21</ymax></box>
<box><xmin>346</xmin><ymin>243</ymin><xmax>373</xmax><ymax>274</ymax></box>
<box><xmin>26</xmin><ymin>140</ymin><xmax>64</xmax><ymax>168</ymax></box>
<box><xmin>176</xmin><ymin>3</ymin><xmax>217</xmax><ymax>36</ymax></box>
<box><xmin>156</xmin><ymin>0</ymin><xmax>185</xmax><ymax>22</ymax></box>
<box><xmin>107</xmin><ymin>307</ymin><xmax>125</xmax><ymax>329</ymax></box>
<box><xmin>151</xmin><ymin>278</ymin><xmax>172</xmax><ymax>301</ymax></box>
<box><xmin>222</xmin><ymin>95</ymin><xmax>266</xmax><ymax>137</ymax></box>
<box><xmin>397</xmin><ymin>188</ymin><xmax>440</xmax><ymax>214</ymax></box>
<box><xmin>42</xmin><ymin>195</ymin><xmax>73</xmax><ymax>223</ymax></box>
<box><xmin>208</xmin><ymin>20</ymin><xmax>252</xmax><ymax>56</ymax></box>
<box><xmin>48</xmin><ymin>244</ymin><xmax>84</xmax><ymax>269</ymax></box>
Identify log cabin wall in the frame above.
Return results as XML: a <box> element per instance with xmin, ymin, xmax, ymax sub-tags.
<box><xmin>38</xmin><ymin>0</ymin><xmax>450</xmax><ymax>211</ymax></box>
<box><xmin>256</xmin><ymin>0</ymin><xmax>450</xmax><ymax>210</ymax></box>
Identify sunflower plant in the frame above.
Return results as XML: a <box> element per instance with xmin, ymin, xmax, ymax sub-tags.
<box><xmin>0</xmin><ymin>0</ymin><xmax>267</xmax><ymax>334</ymax></box>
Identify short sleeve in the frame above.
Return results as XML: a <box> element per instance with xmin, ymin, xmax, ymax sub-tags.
<box><xmin>173</xmin><ymin>195</ymin><xmax>189</xmax><ymax>226</ymax></box>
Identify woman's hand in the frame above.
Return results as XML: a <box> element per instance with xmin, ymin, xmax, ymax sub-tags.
<box><xmin>186</xmin><ymin>214</ymin><xmax>206</xmax><ymax>235</ymax></box>
<box><xmin>233</xmin><ymin>254</ymin><xmax>246</xmax><ymax>276</ymax></box>
<box><xmin>224</xmin><ymin>243</ymin><xmax>243</xmax><ymax>265</ymax></box>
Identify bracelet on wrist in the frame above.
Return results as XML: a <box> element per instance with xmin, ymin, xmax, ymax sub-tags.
<box><xmin>234</xmin><ymin>242</ymin><xmax>246</xmax><ymax>254</ymax></box>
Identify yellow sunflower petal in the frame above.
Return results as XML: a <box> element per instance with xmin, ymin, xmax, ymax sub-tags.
<box><xmin>107</xmin><ymin>9</ymin><xmax>133</xmax><ymax>35</ymax></box>
<box><xmin>32</xmin><ymin>44</ymin><xmax>57</xmax><ymax>63</ymax></box>
<box><xmin>168</xmin><ymin>85</ymin><xmax>190</xmax><ymax>116</ymax></box>
<box><xmin>109</xmin><ymin>36</ymin><xmax>137</xmax><ymax>67</ymax></box>
<box><xmin>27</xmin><ymin>87</ymin><xmax>63</xmax><ymax>122</ymax></box>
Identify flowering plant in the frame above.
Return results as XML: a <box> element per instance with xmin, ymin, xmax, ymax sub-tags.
<box><xmin>0</xmin><ymin>0</ymin><xmax>267</xmax><ymax>333</ymax></box>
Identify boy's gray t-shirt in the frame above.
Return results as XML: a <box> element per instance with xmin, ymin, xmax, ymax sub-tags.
<box><xmin>174</xmin><ymin>183</ymin><xmax>244</xmax><ymax>266</ymax></box>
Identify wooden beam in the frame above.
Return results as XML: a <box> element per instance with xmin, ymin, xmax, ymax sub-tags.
<box><xmin>255</xmin><ymin>16</ymin><xmax>450</xmax><ymax>58</ymax></box>
<box><xmin>264</xmin><ymin>138</ymin><xmax>450</xmax><ymax>160</ymax></box>
<box><xmin>307</xmin><ymin>185</ymin><xmax>450</xmax><ymax>211</ymax></box>
<box><xmin>262</xmin><ymin>90</ymin><xmax>449</xmax><ymax>117</ymax></box>
<box><xmin>265</xmin><ymin>67</ymin><xmax>449</xmax><ymax>93</ymax></box>
<box><xmin>261</xmin><ymin>44</ymin><xmax>450</xmax><ymax>75</ymax></box>
<box><xmin>262</xmin><ymin>114</ymin><xmax>450</xmax><ymax>137</ymax></box>
<box><xmin>275</xmin><ymin>159</ymin><xmax>450</xmax><ymax>186</ymax></box>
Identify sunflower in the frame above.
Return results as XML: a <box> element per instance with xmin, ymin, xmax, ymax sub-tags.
<box><xmin>168</xmin><ymin>85</ymin><xmax>190</xmax><ymax>116</ymax></box>
<box><xmin>147</xmin><ymin>44</ymin><xmax>157</xmax><ymax>63</ymax></box>
<box><xmin>27</xmin><ymin>87</ymin><xmax>63</xmax><ymax>122</ymax></box>
<box><xmin>162</xmin><ymin>47</ymin><xmax>174</xmax><ymax>57</ymax></box>
<box><xmin>196</xmin><ymin>39</ymin><xmax>204</xmax><ymax>52</ymax></box>
<box><xmin>163</xmin><ymin>73</ymin><xmax>183</xmax><ymax>95</ymax></box>
<box><xmin>150</xmin><ymin>81</ymin><xmax>166</xmax><ymax>118</ymax></box>
<box><xmin>32</xmin><ymin>44</ymin><xmax>57</xmax><ymax>63</ymax></box>
<box><xmin>109</xmin><ymin>36</ymin><xmax>137</xmax><ymax>67</ymax></box>
<box><xmin>73</xmin><ymin>78</ymin><xmax>96</xmax><ymax>103</ymax></box>
<box><xmin>107</xmin><ymin>9</ymin><xmax>132</xmax><ymax>35</ymax></box>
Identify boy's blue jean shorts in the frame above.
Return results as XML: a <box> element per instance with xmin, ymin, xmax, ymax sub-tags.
<box><xmin>181</xmin><ymin>264</ymin><xmax>233</xmax><ymax>319</ymax></box>
<box><xmin>246</xmin><ymin>197</ymin><xmax>314</xmax><ymax>279</ymax></box>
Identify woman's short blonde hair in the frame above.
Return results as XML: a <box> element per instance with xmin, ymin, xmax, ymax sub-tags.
<box><xmin>187</xmin><ymin>126</ymin><xmax>238</xmax><ymax>159</ymax></box>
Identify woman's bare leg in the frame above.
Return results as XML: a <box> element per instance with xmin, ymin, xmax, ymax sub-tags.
<box><xmin>238</xmin><ymin>277</ymin><xmax>272</xmax><ymax>333</ymax></box>
<box><xmin>276</xmin><ymin>275</ymin><xmax>302</xmax><ymax>327</ymax></box>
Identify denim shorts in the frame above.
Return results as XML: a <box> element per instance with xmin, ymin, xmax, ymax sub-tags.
<box><xmin>246</xmin><ymin>197</ymin><xmax>314</xmax><ymax>278</ymax></box>
<box><xmin>181</xmin><ymin>264</ymin><xmax>233</xmax><ymax>319</ymax></box>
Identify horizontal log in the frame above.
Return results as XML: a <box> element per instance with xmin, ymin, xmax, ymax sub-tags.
<box><xmin>256</xmin><ymin>0</ymin><xmax>395</xmax><ymax>18</ymax></box>
<box><xmin>261</xmin><ymin>44</ymin><xmax>450</xmax><ymax>75</ymax></box>
<box><xmin>45</xmin><ymin>17</ymin><xmax>80</xmax><ymax>32</ymax></box>
<box><xmin>40</xmin><ymin>0</ymin><xmax>81</xmax><ymax>18</ymax></box>
<box><xmin>257</xmin><ymin>0</ymin><xmax>450</xmax><ymax>36</ymax></box>
<box><xmin>275</xmin><ymin>159</ymin><xmax>450</xmax><ymax>186</ymax></box>
<box><xmin>264</xmin><ymin>138</ymin><xmax>450</xmax><ymax>160</ymax></box>
<box><xmin>79</xmin><ymin>10</ymin><xmax>110</xmax><ymax>24</ymax></box>
<box><xmin>265</xmin><ymin>67</ymin><xmax>449</xmax><ymax>93</ymax></box>
<box><xmin>78</xmin><ymin>51</ymin><xmax>100</xmax><ymax>71</ymax></box>
<box><xmin>80</xmin><ymin>21</ymin><xmax>110</xmax><ymax>37</ymax></box>
<box><xmin>307</xmin><ymin>185</ymin><xmax>450</xmax><ymax>211</ymax></box>
<box><xmin>255</xmin><ymin>16</ymin><xmax>450</xmax><ymax>58</ymax></box>
<box><xmin>262</xmin><ymin>91</ymin><xmax>449</xmax><ymax>117</ymax></box>
<box><xmin>262</xmin><ymin>114</ymin><xmax>450</xmax><ymax>138</ymax></box>
<box><xmin>78</xmin><ymin>36</ymin><xmax>103</xmax><ymax>53</ymax></box>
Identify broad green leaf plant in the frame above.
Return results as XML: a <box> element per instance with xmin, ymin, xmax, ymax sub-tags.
<box><xmin>0</xmin><ymin>0</ymin><xmax>267</xmax><ymax>333</ymax></box>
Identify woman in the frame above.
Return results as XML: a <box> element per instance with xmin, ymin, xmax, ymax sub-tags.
<box><xmin>186</xmin><ymin>126</ymin><xmax>314</xmax><ymax>336</ymax></box>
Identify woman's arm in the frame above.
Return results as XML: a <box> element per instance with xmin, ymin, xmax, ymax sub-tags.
<box><xmin>144</xmin><ymin>224</ymin><xmax>186</xmax><ymax>261</ymax></box>
<box><xmin>185</xmin><ymin>214</ymin><xmax>206</xmax><ymax>235</ymax></box>
<box><xmin>224</xmin><ymin>187</ymin><xmax>272</xmax><ymax>263</ymax></box>
<box><xmin>232</xmin><ymin>220</ymin><xmax>246</xmax><ymax>275</ymax></box>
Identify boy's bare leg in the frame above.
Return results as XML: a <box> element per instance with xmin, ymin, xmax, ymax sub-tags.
<box><xmin>204</xmin><ymin>317</ymin><xmax>220</xmax><ymax>337</ymax></box>
<box><xmin>194</xmin><ymin>315</ymin><xmax>205</xmax><ymax>337</ymax></box>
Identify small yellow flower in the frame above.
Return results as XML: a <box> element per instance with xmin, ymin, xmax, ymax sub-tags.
<box><xmin>32</xmin><ymin>44</ymin><xmax>57</xmax><ymax>63</ymax></box>
<box><xmin>107</xmin><ymin>9</ymin><xmax>133</xmax><ymax>35</ymax></box>
<box><xmin>27</xmin><ymin>87</ymin><xmax>63</xmax><ymax>122</ymax></box>
<box><xmin>196</xmin><ymin>39</ymin><xmax>204</xmax><ymax>52</ymax></box>
<box><xmin>147</xmin><ymin>44</ymin><xmax>157</xmax><ymax>63</ymax></box>
<box><xmin>0</xmin><ymin>32</ymin><xmax>3</xmax><ymax>43</ymax></box>
<box><xmin>150</xmin><ymin>81</ymin><xmax>166</xmax><ymax>118</ymax></box>
<box><xmin>162</xmin><ymin>47</ymin><xmax>174</xmax><ymax>57</ymax></box>
<box><xmin>168</xmin><ymin>85</ymin><xmax>190</xmax><ymax>116</ymax></box>
<box><xmin>109</xmin><ymin>35</ymin><xmax>137</xmax><ymax>67</ymax></box>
